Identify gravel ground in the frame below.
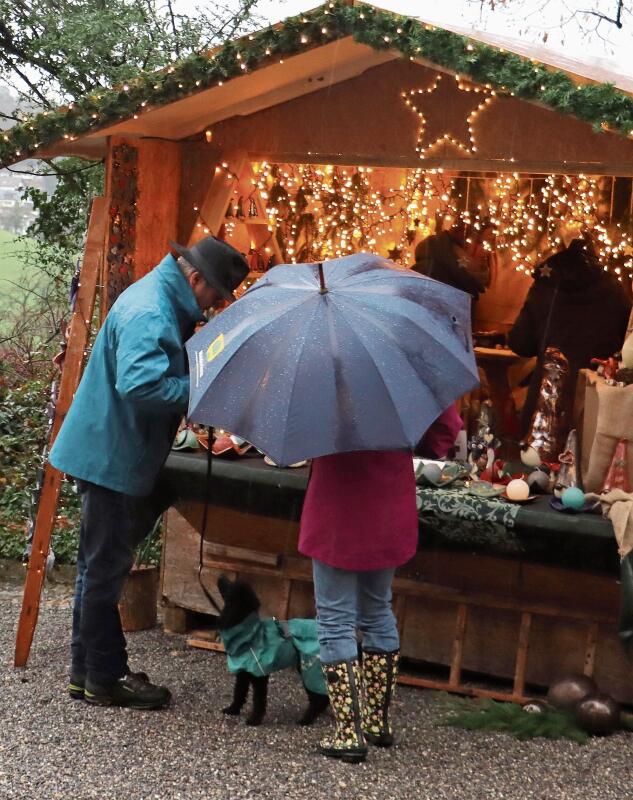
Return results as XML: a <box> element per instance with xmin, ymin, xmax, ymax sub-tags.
<box><xmin>2</xmin><ymin>577</ymin><xmax>633</xmax><ymax>800</ymax></box>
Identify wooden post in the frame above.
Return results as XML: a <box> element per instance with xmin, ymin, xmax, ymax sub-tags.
<box><xmin>448</xmin><ymin>603</ymin><xmax>468</xmax><ymax>689</ymax></box>
<box><xmin>135</xmin><ymin>140</ymin><xmax>182</xmax><ymax>279</ymax></box>
<box><xmin>14</xmin><ymin>197</ymin><xmax>106</xmax><ymax>668</ymax></box>
<box><xmin>583</xmin><ymin>622</ymin><xmax>599</xmax><ymax>677</ymax></box>
<box><xmin>187</xmin><ymin>151</ymin><xmax>247</xmax><ymax>245</ymax></box>
<box><xmin>512</xmin><ymin>612</ymin><xmax>532</xmax><ymax>700</ymax></box>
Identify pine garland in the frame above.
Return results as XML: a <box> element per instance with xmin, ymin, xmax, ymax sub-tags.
<box><xmin>2</xmin><ymin>1</ymin><xmax>633</xmax><ymax>168</ymax></box>
<box><xmin>439</xmin><ymin>695</ymin><xmax>589</xmax><ymax>744</ymax></box>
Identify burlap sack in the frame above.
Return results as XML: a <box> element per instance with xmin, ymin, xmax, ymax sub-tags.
<box><xmin>583</xmin><ymin>375</ymin><xmax>633</xmax><ymax>492</ymax></box>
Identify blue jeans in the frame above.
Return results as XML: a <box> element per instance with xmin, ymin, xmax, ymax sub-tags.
<box><xmin>312</xmin><ymin>560</ymin><xmax>399</xmax><ymax>664</ymax></box>
<box><xmin>71</xmin><ymin>480</ymin><xmax>167</xmax><ymax>684</ymax></box>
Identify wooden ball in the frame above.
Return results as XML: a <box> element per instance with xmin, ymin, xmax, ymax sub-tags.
<box><xmin>546</xmin><ymin>675</ymin><xmax>597</xmax><ymax>712</ymax></box>
<box><xmin>575</xmin><ymin>693</ymin><xmax>620</xmax><ymax>736</ymax></box>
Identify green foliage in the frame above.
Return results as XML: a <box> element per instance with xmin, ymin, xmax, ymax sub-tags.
<box><xmin>438</xmin><ymin>695</ymin><xmax>589</xmax><ymax>744</ymax></box>
<box><xmin>0</xmin><ymin>378</ymin><xmax>81</xmax><ymax>563</ymax></box>
<box><xmin>0</xmin><ymin>0</ymin><xmax>261</xmax><ymax>106</ymax></box>
<box><xmin>23</xmin><ymin>159</ymin><xmax>104</xmax><ymax>253</ymax></box>
<box><xmin>0</xmin><ymin>230</ymin><xmax>35</xmax><ymax>286</ymax></box>
<box><xmin>1</xmin><ymin>1</ymin><xmax>633</xmax><ymax>170</ymax></box>
<box><xmin>134</xmin><ymin>516</ymin><xmax>163</xmax><ymax>568</ymax></box>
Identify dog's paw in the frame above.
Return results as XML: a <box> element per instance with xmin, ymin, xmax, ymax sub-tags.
<box><xmin>222</xmin><ymin>705</ymin><xmax>241</xmax><ymax>716</ymax></box>
<box><xmin>246</xmin><ymin>715</ymin><xmax>263</xmax><ymax>726</ymax></box>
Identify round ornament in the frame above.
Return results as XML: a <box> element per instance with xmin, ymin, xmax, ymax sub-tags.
<box><xmin>520</xmin><ymin>446</ymin><xmax>542</xmax><ymax>468</ymax></box>
<box><xmin>561</xmin><ymin>487</ymin><xmax>586</xmax><ymax>510</ymax></box>
<box><xmin>522</xmin><ymin>700</ymin><xmax>548</xmax><ymax>714</ymax></box>
<box><xmin>546</xmin><ymin>675</ymin><xmax>597</xmax><ymax>712</ymax></box>
<box><xmin>527</xmin><ymin>470</ymin><xmax>550</xmax><ymax>494</ymax></box>
<box><xmin>574</xmin><ymin>693</ymin><xmax>620</xmax><ymax>736</ymax></box>
<box><xmin>421</xmin><ymin>463</ymin><xmax>443</xmax><ymax>485</ymax></box>
<box><xmin>506</xmin><ymin>478</ymin><xmax>530</xmax><ymax>501</ymax></box>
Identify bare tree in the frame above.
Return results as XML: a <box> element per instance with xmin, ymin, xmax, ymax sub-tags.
<box><xmin>473</xmin><ymin>0</ymin><xmax>631</xmax><ymax>46</ymax></box>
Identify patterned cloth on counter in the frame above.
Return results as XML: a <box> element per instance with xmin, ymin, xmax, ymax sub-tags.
<box><xmin>416</xmin><ymin>487</ymin><xmax>520</xmax><ymax>529</ymax></box>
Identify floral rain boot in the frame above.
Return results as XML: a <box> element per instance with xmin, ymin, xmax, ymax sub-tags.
<box><xmin>361</xmin><ymin>649</ymin><xmax>400</xmax><ymax>747</ymax></box>
<box><xmin>319</xmin><ymin>659</ymin><xmax>367</xmax><ymax>764</ymax></box>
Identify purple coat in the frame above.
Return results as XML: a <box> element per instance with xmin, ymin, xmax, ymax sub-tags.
<box><xmin>298</xmin><ymin>407</ymin><xmax>463</xmax><ymax>572</ymax></box>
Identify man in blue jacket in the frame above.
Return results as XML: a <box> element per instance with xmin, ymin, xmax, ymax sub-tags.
<box><xmin>49</xmin><ymin>236</ymin><xmax>248</xmax><ymax>709</ymax></box>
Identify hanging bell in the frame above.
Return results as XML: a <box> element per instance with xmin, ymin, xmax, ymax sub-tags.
<box><xmin>248</xmin><ymin>198</ymin><xmax>258</xmax><ymax>218</ymax></box>
<box><xmin>225</xmin><ymin>201</ymin><xmax>234</xmax><ymax>218</ymax></box>
<box><xmin>236</xmin><ymin>197</ymin><xmax>245</xmax><ymax>219</ymax></box>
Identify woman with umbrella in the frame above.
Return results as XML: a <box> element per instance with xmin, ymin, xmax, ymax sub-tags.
<box><xmin>187</xmin><ymin>253</ymin><xmax>478</xmax><ymax>763</ymax></box>
<box><xmin>298</xmin><ymin>406</ymin><xmax>462</xmax><ymax>763</ymax></box>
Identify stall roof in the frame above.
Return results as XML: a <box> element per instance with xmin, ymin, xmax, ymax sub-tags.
<box><xmin>2</xmin><ymin>0</ymin><xmax>632</xmax><ymax>167</ymax></box>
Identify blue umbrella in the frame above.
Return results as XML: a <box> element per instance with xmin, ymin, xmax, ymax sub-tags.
<box><xmin>186</xmin><ymin>253</ymin><xmax>478</xmax><ymax>466</ymax></box>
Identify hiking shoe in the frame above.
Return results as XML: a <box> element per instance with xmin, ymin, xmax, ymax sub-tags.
<box><xmin>84</xmin><ymin>673</ymin><xmax>169</xmax><ymax>709</ymax></box>
<box><xmin>68</xmin><ymin>670</ymin><xmax>150</xmax><ymax>701</ymax></box>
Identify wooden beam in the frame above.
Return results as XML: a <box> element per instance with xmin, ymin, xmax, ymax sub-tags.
<box><xmin>194</xmin><ymin>555</ymin><xmax>616</xmax><ymax>625</ymax></box>
<box><xmin>187</xmin><ymin>151</ymin><xmax>247</xmax><ymax>245</ymax></box>
<box><xmin>398</xmin><ymin>674</ymin><xmax>528</xmax><ymax>705</ymax></box>
<box><xmin>14</xmin><ymin>197</ymin><xmax>106</xmax><ymax>668</ymax></box>
<box><xmin>246</xmin><ymin>151</ymin><xmax>633</xmax><ymax>177</ymax></box>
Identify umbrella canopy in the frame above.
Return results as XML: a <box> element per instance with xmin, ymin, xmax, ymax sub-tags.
<box><xmin>186</xmin><ymin>253</ymin><xmax>478</xmax><ymax>466</ymax></box>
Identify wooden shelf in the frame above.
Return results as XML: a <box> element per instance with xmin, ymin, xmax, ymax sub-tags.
<box><xmin>228</xmin><ymin>217</ymin><xmax>271</xmax><ymax>226</ymax></box>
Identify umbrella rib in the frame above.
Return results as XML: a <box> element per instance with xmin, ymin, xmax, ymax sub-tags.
<box><xmin>331</xmin><ymin>296</ymin><xmax>473</xmax><ymax>412</ymax></box>
<box><xmin>331</xmin><ymin>307</ymin><xmax>409</xmax><ymax>445</ymax></box>
<box><xmin>273</xmin><ymin>301</ymin><xmax>323</xmax><ymax>465</ymax></box>
<box><xmin>337</xmin><ymin>293</ymin><xmax>474</xmax><ymax>378</ymax></box>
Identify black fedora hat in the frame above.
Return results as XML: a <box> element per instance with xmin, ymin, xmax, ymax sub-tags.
<box><xmin>169</xmin><ymin>236</ymin><xmax>249</xmax><ymax>302</ymax></box>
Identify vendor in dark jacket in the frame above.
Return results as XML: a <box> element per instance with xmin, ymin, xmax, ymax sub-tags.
<box><xmin>412</xmin><ymin>220</ymin><xmax>490</xmax><ymax>303</ymax></box>
<box><xmin>508</xmin><ymin>236</ymin><xmax>631</xmax><ymax>435</ymax></box>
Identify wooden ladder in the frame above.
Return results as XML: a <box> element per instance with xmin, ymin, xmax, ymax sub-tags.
<box><xmin>14</xmin><ymin>197</ymin><xmax>106</xmax><ymax>667</ymax></box>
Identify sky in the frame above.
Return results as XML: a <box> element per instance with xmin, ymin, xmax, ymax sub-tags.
<box><xmin>250</xmin><ymin>0</ymin><xmax>633</xmax><ymax>74</ymax></box>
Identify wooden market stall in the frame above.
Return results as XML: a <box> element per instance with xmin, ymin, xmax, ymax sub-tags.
<box><xmin>7</xmin><ymin>1</ymin><xmax>633</xmax><ymax>700</ymax></box>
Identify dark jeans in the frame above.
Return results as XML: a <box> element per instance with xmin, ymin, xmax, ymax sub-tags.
<box><xmin>71</xmin><ymin>479</ymin><xmax>170</xmax><ymax>684</ymax></box>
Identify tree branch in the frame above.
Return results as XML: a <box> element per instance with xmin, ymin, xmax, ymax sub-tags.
<box><xmin>581</xmin><ymin>0</ymin><xmax>625</xmax><ymax>28</ymax></box>
<box><xmin>4</xmin><ymin>160</ymin><xmax>104</xmax><ymax>177</ymax></box>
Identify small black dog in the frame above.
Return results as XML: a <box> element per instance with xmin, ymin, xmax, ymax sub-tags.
<box><xmin>216</xmin><ymin>575</ymin><xmax>329</xmax><ymax>726</ymax></box>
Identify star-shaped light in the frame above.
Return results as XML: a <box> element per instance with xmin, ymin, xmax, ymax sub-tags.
<box><xmin>388</xmin><ymin>246</ymin><xmax>403</xmax><ymax>262</ymax></box>
<box><xmin>402</xmin><ymin>74</ymin><xmax>496</xmax><ymax>157</ymax></box>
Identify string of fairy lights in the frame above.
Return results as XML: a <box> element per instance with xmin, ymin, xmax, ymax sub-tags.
<box><xmin>213</xmin><ymin>162</ymin><xmax>633</xmax><ymax>281</ymax></box>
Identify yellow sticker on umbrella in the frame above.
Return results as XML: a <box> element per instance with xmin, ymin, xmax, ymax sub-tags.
<box><xmin>207</xmin><ymin>333</ymin><xmax>225</xmax><ymax>362</ymax></box>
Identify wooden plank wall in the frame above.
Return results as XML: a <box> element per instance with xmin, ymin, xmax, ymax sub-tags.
<box><xmin>207</xmin><ymin>60</ymin><xmax>633</xmax><ymax>174</ymax></box>
<box><xmin>162</xmin><ymin>503</ymin><xmax>633</xmax><ymax>704</ymax></box>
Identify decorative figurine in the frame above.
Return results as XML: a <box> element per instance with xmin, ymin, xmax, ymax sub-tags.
<box><xmin>591</xmin><ymin>356</ymin><xmax>619</xmax><ymax>384</ymax></box>
<box><xmin>467</xmin><ymin>399</ymin><xmax>500</xmax><ymax>476</ymax></box>
<box><xmin>554</xmin><ymin>429</ymin><xmax>580</xmax><ymax>496</ymax></box>
<box><xmin>522</xmin><ymin>347</ymin><xmax>570</xmax><ymax>464</ymax></box>
<box><xmin>601</xmin><ymin>438</ymin><xmax>630</xmax><ymax>493</ymax></box>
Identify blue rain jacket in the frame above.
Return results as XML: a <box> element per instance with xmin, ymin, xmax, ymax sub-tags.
<box><xmin>219</xmin><ymin>613</ymin><xmax>327</xmax><ymax>695</ymax></box>
<box><xmin>49</xmin><ymin>254</ymin><xmax>203</xmax><ymax>496</ymax></box>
